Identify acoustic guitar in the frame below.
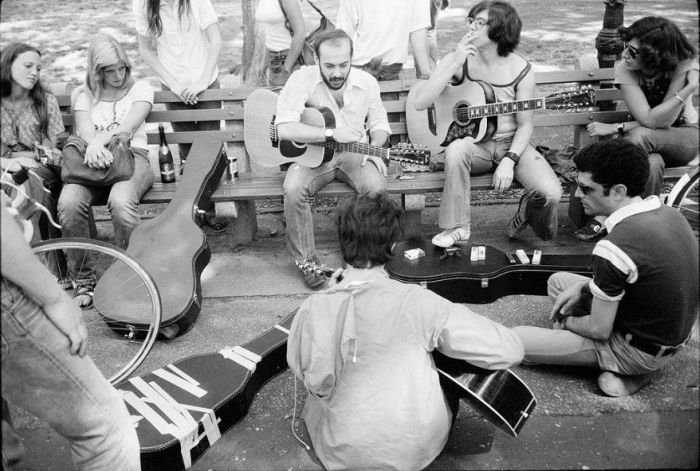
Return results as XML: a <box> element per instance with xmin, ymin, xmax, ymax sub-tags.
<box><xmin>95</xmin><ymin>138</ymin><xmax>228</xmax><ymax>338</ymax></box>
<box><xmin>385</xmin><ymin>240</ymin><xmax>593</xmax><ymax>304</ymax></box>
<box><xmin>406</xmin><ymin>79</ymin><xmax>595</xmax><ymax>155</ymax></box>
<box><xmin>244</xmin><ymin>88</ymin><xmax>430</xmax><ymax>168</ymax></box>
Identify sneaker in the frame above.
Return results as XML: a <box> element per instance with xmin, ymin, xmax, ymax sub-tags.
<box><xmin>297</xmin><ymin>256</ymin><xmax>327</xmax><ymax>290</ymax></box>
<box><xmin>574</xmin><ymin>219</ymin><xmax>607</xmax><ymax>242</ymax></box>
<box><xmin>506</xmin><ymin>193</ymin><xmax>530</xmax><ymax>239</ymax></box>
<box><xmin>597</xmin><ymin>371</ymin><xmax>651</xmax><ymax>397</ymax></box>
<box><xmin>432</xmin><ymin>226</ymin><xmax>470</xmax><ymax>248</ymax></box>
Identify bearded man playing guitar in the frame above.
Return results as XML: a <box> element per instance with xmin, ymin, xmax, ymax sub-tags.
<box><xmin>275</xmin><ymin>29</ymin><xmax>391</xmax><ymax>289</ymax></box>
<box><xmin>412</xmin><ymin>1</ymin><xmax>561</xmax><ymax>248</ymax></box>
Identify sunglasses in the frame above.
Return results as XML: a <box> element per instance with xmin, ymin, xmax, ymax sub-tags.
<box><xmin>466</xmin><ymin>17</ymin><xmax>490</xmax><ymax>29</ymax></box>
<box><xmin>624</xmin><ymin>42</ymin><xmax>639</xmax><ymax>60</ymax></box>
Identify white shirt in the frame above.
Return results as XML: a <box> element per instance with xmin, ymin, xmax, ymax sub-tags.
<box><xmin>336</xmin><ymin>0</ymin><xmax>431</xmax><ymax>66</ymax></box>
<box><xmin>74</xmin><ymin>80</ymin><xmax>154</xmax><ymax>150</ymax></box>
<box><xmin>255</xmin><ymin>0</ymin><xmax>301</xmax><ymax>52</ymax></box>
<box><xmin>133</xmin><ymin>0</ymin><xmax>219</xmax><ymax>87</ymax></box>
<box><xmin>275</xmin><ymin>65</ymin><xmax>391</xmax><ymax>139</ymax></box>
<box><xmin>287</xmin><ymin>267</ymin><xmax>524</xmax><ymax>470</ymax></box>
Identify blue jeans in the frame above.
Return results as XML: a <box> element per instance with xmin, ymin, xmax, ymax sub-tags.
<box><xmin>438</xmin><ymin>137</ymin><xmax>562</xmax><ymax>238</ymax></box>
<box><xmin>512</xmin><ymin>272</ymin><xmax>675</xmax><ymax>375</ymax></box>
<box><xmin>57</xmin><ymin>148</ymin><xmax>154</xmax><ymax>278</ymax></box>
<box><xmin>283</xmin><ymin>154</ymin><xmax>386</xmax><ymax>261</ymax></box>
<box><xmin>1</xmin><ymin>278</ymin><xmax>140</xmax><ymax>470</ymax></box>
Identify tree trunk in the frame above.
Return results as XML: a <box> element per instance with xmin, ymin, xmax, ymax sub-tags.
<box><xmin>241</xmin><ymin>0</ymin><xmax>268</xmax><ymax>86</ymax></box>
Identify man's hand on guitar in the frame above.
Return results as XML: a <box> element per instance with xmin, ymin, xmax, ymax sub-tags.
<box><xmin>333</xmin><ymin>127</ymin><xmax>364</xmax><ymax>144</ymax></box>
<box><xmin>492</xmin><ymin>159</ymin><xmax>515</xmax><ymax>192</ymax></box>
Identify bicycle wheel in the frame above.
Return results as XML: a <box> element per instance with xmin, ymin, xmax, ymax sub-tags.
<box><xmin>667</xmin><ymin>167</ymin><xmax>699</xmax><ymax>232</ymax></box>
<box><xmin>31</xmin><ymin>238</ymin><xmax>162</xmax><ymax>385</ymax></box>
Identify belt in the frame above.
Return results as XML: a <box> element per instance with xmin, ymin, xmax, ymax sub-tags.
<box><xmin>623</xmin><ymin>332</ymin><xmax>685</xmax><ymax>357</ymax></box>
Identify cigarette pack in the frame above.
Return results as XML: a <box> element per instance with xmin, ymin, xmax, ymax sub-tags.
<box><xmin>532</xmin><ymin>249</ymin><xmax>542</xmax><ymax>265</ymax></box>
<box><xmin>404</xmin><ymin>248</ymin><xmax>425</xmax><ymax>260</ymax></box>
<box><xmin>515</xmin><ymin>249</ymin><xmax>530</xmax><ymax>264</ymax></box>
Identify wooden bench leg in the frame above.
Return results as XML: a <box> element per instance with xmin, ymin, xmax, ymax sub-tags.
<box><xmin>215</xmin><ymin>201</ymin><xmax>258</xmax><ymax>247</ymax></box>
<box><xmin>402</xmin><ymin>194</ymin><xmax>425</xmax><ymax>240</ymax></box>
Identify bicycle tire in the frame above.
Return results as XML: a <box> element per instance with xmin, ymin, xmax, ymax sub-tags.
<box><xmin>667</xmin><ymin>167</ymin><xmax>699</xmax><ymax>231</ymax></box>
<box><xmin>31</xmin><ymin>237</ymin><xmax>162</xmax><ymax>385</ymax></box>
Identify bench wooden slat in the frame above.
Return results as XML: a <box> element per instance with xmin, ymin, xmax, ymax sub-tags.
<box><xmin>146</xmin><ymin>109</ymin><xmax>243</xmax><ymax>122</ymax></box>
<box><xmin>145</xmin><ymin>129</ymin><xmax>241</xmax><ymax>145</ymax></box>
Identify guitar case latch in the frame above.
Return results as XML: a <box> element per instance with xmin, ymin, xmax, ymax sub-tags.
<box><xmin>481</xmin><ymin>278</ymin><xmax>489</xmax><ymax>288</ymax></box>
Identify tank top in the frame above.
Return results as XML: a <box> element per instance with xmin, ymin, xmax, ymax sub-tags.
<box><xmin>454</xmin><ymin>59</ymin><xmax>532</xmax><ymax>139</ymax></box>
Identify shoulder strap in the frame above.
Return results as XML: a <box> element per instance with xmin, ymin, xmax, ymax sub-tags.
<box><xmin>511</xmin><ymin>62</ymin><xmax>532</xmax><ymax>89</ymax></box>
<box><xmin>305</xmin><ymin>0</ymin><xmax>327</xmax><ymax>18</ymax></box>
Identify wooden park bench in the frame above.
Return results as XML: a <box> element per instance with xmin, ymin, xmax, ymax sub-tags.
<box><xmin>54</xmin><ymin>69</ymin><xmax>698</xmax><ymax>244</ymax></box>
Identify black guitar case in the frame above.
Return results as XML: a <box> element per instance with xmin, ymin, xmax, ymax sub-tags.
<box><xmin>116</xmin><ymin>313</ymin><xmax>296</xmax><ymax>471</ymax></box>
<box><xmin>385</xmin><ymin>240</ymin><xmax>593</xmax><ymax>303</ymax></box>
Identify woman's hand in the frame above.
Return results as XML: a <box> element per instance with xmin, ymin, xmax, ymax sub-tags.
<box><xmin>492</xmin><ymin>159</ymin><xmax>515</xmax><ymax>192</ymax></box>
<box><xmin>85</xmin><ymin>137</ymin><xmax>113</xmax><ymax>169</ymax></box>
<box><xmin>181</xmin><ymin>82</ymin><xmax>207</xmax><ymax>105</ymax></box>
<box><xmin>1</xmin><ymin>155</ymin><xmax>39</xmax><ymax>172</ymax></box>
<box><xmin>586</xmin><ymin>121</ymin><xmax>617</xmax><ymax>137</ymax></box>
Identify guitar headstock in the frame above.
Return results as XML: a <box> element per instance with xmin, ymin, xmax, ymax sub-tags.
<box><xmin>388</xmin><ymin>143</ymin><xmax>431</xmax><ymax>166</ymax></box>
<box><xmin>295</xmin><ymin>259</ymin><xmax>336</xmax><ymax>278</ymax></box>
<box><xmin>545</xmin><ymin>85</ymin><xmax>596</xmax><ymax>112</ymax></box>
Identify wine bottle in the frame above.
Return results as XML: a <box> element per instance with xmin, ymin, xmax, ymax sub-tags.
<box><xmin>158</xmin><ymin>123</ymin><xmax>176</xmax><ymax>183</ymax></box>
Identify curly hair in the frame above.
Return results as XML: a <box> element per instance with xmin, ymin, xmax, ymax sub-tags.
<box><xmin>0</xmin><ymin>42</ymin><xmax>51</xmax><ymax>140</ymax></box>
<box><xmin>468</xmin><ymin>1</ymin><xmax>522</xmax><ymax>57</ymax></box>
<box><xmin>619</xmin><ymin>16</ymin><xmax>697</xmax><ymax>73</ymax></box>
<box><xmin>337</xmin><ymin>194</ymin><xmax>403</xmax><ymax>269</ymax></box>
<box><xmin>573</xmin><ymin>140</ymin><xmax>650</xmax><ymax>197</ymax></box>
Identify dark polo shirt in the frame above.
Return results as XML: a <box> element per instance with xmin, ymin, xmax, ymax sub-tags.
<box><xmin>589</xmin><ymin>196</ymin><xmax>699</xmax><ymax>346</ymax></box>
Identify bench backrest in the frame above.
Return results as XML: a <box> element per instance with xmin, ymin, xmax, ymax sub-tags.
<box><xmin>54</xmin><ymin>68</ymin><xmax>698</xmax><ymax>174</ymax></box>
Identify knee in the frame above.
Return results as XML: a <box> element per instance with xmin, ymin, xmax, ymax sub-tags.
<box><xmin>282</xmin><ymin>166</ymin><xmax>309</xmax><ymax>202</ymax></box>
<box><xmin>623</xmin><ymin>127</ymin><xmax>653</xmax><ymax>151</ymax></box>
<box><xmin>647</xmin><ymin>153</ymin><xmax>665</xmax><ymax>174</ymax></box>
<box><xmin>57</xmin><ymin>189</ymin><xmax>90</xmax><ymax>221</ymax></box>
<box><xmin>107</xmin><ymin>194</ymin><xmax>138</xmax><ymax>223</ymax></box>
<box><xmin>444</xmin><ymin>140</ymin><xmax>476</xmax><ymax>170</ymax></box>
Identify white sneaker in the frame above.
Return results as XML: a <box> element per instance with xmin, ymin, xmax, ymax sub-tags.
<box><xmin>432</xmin><ymin>227</ymin><xmax>470</xmax><ymax>248</ymax></box>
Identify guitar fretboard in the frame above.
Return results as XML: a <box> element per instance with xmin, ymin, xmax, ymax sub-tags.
<box><xmin>458</xmin><ymin>98</ymin><xmax>546</xmax><ymax>120</ymax></box>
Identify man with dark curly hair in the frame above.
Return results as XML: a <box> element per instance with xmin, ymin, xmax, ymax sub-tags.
<box><xmin>287</xmin><ymin>193</ymin><xmax>523</xmax><ymax>469</ymax></box>
<box><xmin>513</xmin><ymin>139</ymin><xmax>699</xmax><ymax>397</ymax></box>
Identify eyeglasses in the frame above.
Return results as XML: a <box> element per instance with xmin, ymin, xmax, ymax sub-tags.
<box><xmin>624</xmin><ymin>42</ymin><xmax>639</xmax><ymax>60</ymax></box>
<box><xmin>466</xmin><ymin>17</ymin><xmax>490</xmax><ymax>29</ymax></box>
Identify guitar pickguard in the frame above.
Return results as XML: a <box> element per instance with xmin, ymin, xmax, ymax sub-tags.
<box><xmin>440</xmin><ymin>120</ymin><xmax>479</xmax><ymax>147</ymax></box>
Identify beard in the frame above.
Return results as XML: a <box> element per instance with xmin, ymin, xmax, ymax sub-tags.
<box><xmin>321</xmin><ymin>69</ymin><xmax>349</xmax><ymax>91</ymax></box>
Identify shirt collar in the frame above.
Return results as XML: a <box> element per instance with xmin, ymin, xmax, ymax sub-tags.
<box><xmin>604</xmin><ymin>195</ymin><xmax>661</xmax><ymax>232</ymax></box>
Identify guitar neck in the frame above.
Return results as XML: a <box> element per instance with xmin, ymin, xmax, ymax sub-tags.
<box><xmin>311</xmin><ymin>140</ymin><xmax>388</xmax><ymax>158</ymax></box>
<box><xmin>459</xmin><ymin>98</ymin><xmax>546</xmax><ymax>120</ymax></box>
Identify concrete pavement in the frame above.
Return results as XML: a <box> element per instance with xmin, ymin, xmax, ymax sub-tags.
<box><xmin>7</xmin><ymin>201</ymin><xmax>699</xmax><ymax>470</ymax></box>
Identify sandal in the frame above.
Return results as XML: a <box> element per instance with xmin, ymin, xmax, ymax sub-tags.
<box><xmin>73</xmin><ymin>280</ymin><xmax>96</xmax><ymax>309</ymax></box>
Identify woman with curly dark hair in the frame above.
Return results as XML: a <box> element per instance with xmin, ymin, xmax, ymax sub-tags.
<box><xmin>1</xmin><ymin>42</ymin><xmax>64</xmax><ymax>243</ymax></box>
<box><xmin>580</xmin><ymin>17</ymin><xmax>698</xmax><ymax>241</ymax></box>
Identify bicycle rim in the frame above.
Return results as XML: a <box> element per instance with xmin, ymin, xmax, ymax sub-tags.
<box><xmin>668</xmin><ymin>168</ymin><xmax>699</xmax><ymax>233</ymax></box>
<box><xmin>31</xmin><ymin>238</ymin><xmax>162</xmax><ymax>385</ymax></box>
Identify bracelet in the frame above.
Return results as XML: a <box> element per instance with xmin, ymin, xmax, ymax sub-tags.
<box><xmin>674</xmin><ymin>93</ymin><xmax>685</xmax><ymax>105</ymax></box>
<box><xmin>503</xmin><ymin>151</ymin><xmax>520</xmax><ymax>165</ymax></box>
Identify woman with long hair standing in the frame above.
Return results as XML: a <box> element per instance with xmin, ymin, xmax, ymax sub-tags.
<box><xmin>132</xmin><ymin>0</ymin><xmax>222</xmax><ymax>168</ymax></box>
<box><xmin>580</xmin><ymin>16</ymin><xmax>699</xmax><ymax>241</ymax></box>
<box><xmin>255</xmin><ymin>0</ymin><xmax>307</xmax><ymax>86</ymax></box>
<box><xmin>1</xmin><ymin>42</ymin><xmax>65</xmax><ymax>242</ymax></box>
<box><xmin>58</xmin><ymin>33</ymin><xmax>155</xmax><ymax>308</ymax></box>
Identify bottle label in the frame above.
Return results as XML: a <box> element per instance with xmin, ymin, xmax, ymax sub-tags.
<box><xmin>160</xmin><ymin>163</ymin><xmax>176</xmax><ymax>182</ymax></box>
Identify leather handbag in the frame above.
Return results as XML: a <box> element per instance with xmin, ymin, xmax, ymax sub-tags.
<box><xmin>61</xmin><ymin>133</ymin><xmax>135</xmax><ymax>186</ymax></box>
<box><xmin>279</xmin><ymin>0</ymin><xmax>335</xmax><ymax>66</ymax></box>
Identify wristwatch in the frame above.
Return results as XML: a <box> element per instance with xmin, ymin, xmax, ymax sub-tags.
<box><xmin>617</xmin><ymin>122</ymin><xmax>625</xmax><ymax>136</ymax></box>
<box><xmin>503</xmin><ymin>151</ymin><xmax>520</xmax><ymax>165</ymax></box>
<box><xmin>324</xmin><ymin>128</ymin><xmax>334</xmax><ymax>142</ymax></box>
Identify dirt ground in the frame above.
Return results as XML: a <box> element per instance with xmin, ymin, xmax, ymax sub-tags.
<box><xmin>1</xmin><ymin>0</ymin><xmax>698</xmax><ymax>87</ymax></box>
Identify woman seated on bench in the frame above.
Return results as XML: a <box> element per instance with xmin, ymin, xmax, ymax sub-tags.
<box><xmin>58</xmin><ymin>33</ymin><xmax>154</xmax><ymax>309</ymax></box>
<box><xmin>582</xmin><ymin>16</ymin><xmax>698</xmax><ymax>241</ymax></box>
<box><xmin>1</xmin><ymin>43</ymin><xmax>64</xmax><ymax>246</ymax></box>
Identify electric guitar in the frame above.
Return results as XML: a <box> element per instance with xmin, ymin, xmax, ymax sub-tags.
<box><xmin>406</xmin><ymin>79</ymin><xmax>595</xmax><ymax>155</ymax></box>
<box><xmin>295</xmin><ymin>260</ymin><xmax>537</xmax><ymax>437</ymax></box>
<box><xmin>244</xmin><ymin>88</ymin><xmax>430</xmax><ymax>169</ymax></box>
